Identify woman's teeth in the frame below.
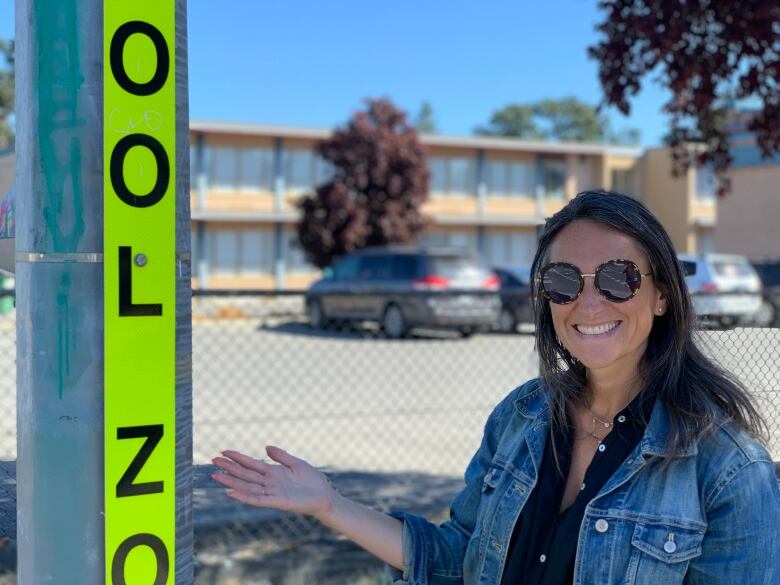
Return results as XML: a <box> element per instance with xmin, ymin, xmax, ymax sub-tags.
<box><xmin>575</xmin><ymin>321</ymin><xmax>620</xmax><ymax>335</ymax></box>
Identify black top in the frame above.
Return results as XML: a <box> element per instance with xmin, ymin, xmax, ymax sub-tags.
<box><xmin>501</xmin><ymin>389</ymin><xmax>656</xmax><ymax>585</ymax></box>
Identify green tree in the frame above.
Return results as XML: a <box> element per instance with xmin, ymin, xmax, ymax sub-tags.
<box><xmin>415</xmin><ymin>101</ymin><xmax>437</xmax><ymax>133</ymax></box>
<box><xmin>0</xmin><ymin>38</ymin><xmax>14</xmax><ymax>150</ymax></box>
<box><xmin>475</xmin><ymin>97</ymin><xmax>640</xmax><ymax>145</ymax></box>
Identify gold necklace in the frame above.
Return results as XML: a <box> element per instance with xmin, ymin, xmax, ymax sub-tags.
<box><xmin>588</xmin><ymin>406</ymin><xmax>613</xmax><ymax>429</ymax></box>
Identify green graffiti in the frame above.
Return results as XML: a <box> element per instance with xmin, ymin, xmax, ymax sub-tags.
<box><xmin>36</xmin><ymin>0</ymin><xmax>87</xmax><ymax>253</ymax></box>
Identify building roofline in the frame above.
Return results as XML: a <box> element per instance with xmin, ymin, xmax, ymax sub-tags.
<box><xmin>189</xmin><ymin>119</ymin><xmax>644</xmax><ymax>158</ymax></box>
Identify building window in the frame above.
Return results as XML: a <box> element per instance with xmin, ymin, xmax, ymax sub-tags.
<box><xmin>695</xmin><ymin>165</ymin><xmax>716</xmax><ymax>202</ymax></box>
<box><xmin>285</xmin><ymin>228</ymin><xmax>315</xmax><ymax>273</ymax></box>
<box><xmin>211</xmin><ymin>229</ymin><xmax>239</xmax><ymax>275</ymax></box>
<box><xmin>485</xmin><ymin>232</ymin><xmax>537</xmax><ymax>266</ymax></box>
<box><xmin>542</xmin><ymin>157</ymin><xmax>566</xmax><ymax>199</ymax></box>
<box><xmin>429</xmin><ymin>157</ymin><xmax>448</xmax><ymax>195</ymax></box>
<box><xmin>611</xmin><ymin>168</ymin><xmax>638</xmax><ymax>197</ymax></box>
<box><xmin>208</xmin><ymin>146</ymin><xmax>239</xmax><ymax>190</ymax></box>
<box><xmin>486</xmin><ymin>160</ymin><xmax>534</xmax><ymax>198</ymax></box>
<box><xmin>285</xmin><ymin>149</ymin><xmax>316</xmax><ymax>193</ymax></box>
<box><xmin>239</xmin><ymin>229</ymin><xmax>274</xmax><ymax>275</ymax></box>
<box><xmin>420</xmin><ymin>230</ymin><xmax>478</xmax><ymax>252</ymax></box>
<box><xmin>239</xmin><ymin>148</ymin><xmax>274</xmax><ymax>191</ymax></box>
<box><xmin>210</xmin><ymin>227</ymin><xmax>275</xmax><ymax>276</ymax></box>
<box><xmin>428</xmin><ymin>156</ymin><xmax>476</xmax><ymax>196</ymax></box>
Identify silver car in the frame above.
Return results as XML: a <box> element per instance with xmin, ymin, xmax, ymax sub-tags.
<box><xmin>305</xmin><ymin>246</ymin><xmax>502</xmax><ymax>338</ymax></box>
<box><xmin>679</xmin><ymin>253</ymin><xmax>763</xmax><ymax>327</ymax></box>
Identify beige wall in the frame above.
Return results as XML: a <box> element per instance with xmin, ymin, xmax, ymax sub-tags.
<box><xmin>641</xmin><ymin>148</ymin><xmax>696</xmax><ymax>253</ymax></box>
<box><xmin>0</xmin><ymin>153</ymin><xmax>14</xmax><ymax>197</ymax></box>
<box><xmin>714</xmin><ymin>164</ymin><xmax>780</xmax><ymax>257</ymax></box>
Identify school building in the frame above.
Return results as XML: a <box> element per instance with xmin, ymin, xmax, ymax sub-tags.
<box><xmin>188</xmin><ymin>120</ymin><xmax>718</xmax><ymax>290</ymax></box>
<box><xmin>3</xmin><ymin>112</ymin><xmax>777</xmax><ymax>290</ymax></box>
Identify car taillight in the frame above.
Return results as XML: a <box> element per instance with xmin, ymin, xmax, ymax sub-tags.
<box><xmin>483</xmin><ymin>275</ymin><xmax>500</xmax><ymax>290</ymax></box>
<box><xmin>413</xmin><ymin>275</ymin><xmax>451</xmax><ymax>290</ymax></box>
<box><xmin>701</xmin><ymin>282</ymin><xmax>718</xmax><ymax>293</ymax></box>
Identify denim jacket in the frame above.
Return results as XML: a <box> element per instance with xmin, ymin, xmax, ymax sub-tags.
<box><xmin>389</xmin><ymin>378</ymin><xmax>780</xmax><ymax>585</ymax></box>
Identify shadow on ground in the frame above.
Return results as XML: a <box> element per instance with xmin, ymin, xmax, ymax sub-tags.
<box><xmin>0</xmin><ymin>461</ymin><xmax>464</xmax><ymax>584</ymax></box>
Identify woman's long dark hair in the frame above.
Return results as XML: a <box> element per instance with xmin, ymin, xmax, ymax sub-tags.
<box><xmin>531</xmin><ymin>189</ymin><xmax>768</xmax><ymax>456</ymax></box>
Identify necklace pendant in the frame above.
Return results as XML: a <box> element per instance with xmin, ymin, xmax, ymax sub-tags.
<box><xmin>604</xmin><ymin>422</ymin><xmax>610</xmax><ymax>428</ymax></box>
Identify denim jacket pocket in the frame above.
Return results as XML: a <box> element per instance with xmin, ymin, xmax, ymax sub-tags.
<box><xmin>626</xmin><ymin>522</ymin><xmax>704</xmax><ymax>585</ymax></box>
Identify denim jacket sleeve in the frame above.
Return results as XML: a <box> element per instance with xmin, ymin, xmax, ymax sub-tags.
<box><xmin>684</xmin><ymin>458</ymin><xmax>780</xmax><ymax>585</ymax></box>
<box><xmin>387</xmin><ymin>382</ymin><xmax>529</xmax><ymax>585</ymax></box>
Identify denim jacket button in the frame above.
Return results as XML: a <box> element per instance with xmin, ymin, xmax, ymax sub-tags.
<box><xmin>664</xmin><ymin>540</ymin><xmax>677</xmax><ymax>553</ymax></box>
<box><xmin>595</xmin><ymin>519</ymin><xmax>609</xmax><ymax>533</ymax></box>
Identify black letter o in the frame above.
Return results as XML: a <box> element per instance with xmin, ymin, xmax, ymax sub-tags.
<box><xmin>111</xmin><ymin>134</ymin><xmax>170</xmax><ymax>208</ymax></box>
<box><xmin>111</xmin><ymin>533</ymin><xmax>169</xmax><ymax>585</ymax></box>
<box><xmin>110</xmin><ymin>21</ymin><xmax>169</xmax><ymax>96</ymax></box>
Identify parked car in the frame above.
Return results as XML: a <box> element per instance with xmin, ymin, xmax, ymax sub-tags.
<box><xmin>750</xmin><ymin>259</ymin><xmax>780</xmax><ymax>327</ymax></box>
<box><xmin>305</xmin><ymin>246</ymin><xmax>502</xmax><ymax>338</ymax></box>
<box><xmin>679</xmin><ymin>253</ymin><xmax>763</xmax><ymax>328</ymax></box>
<box><xmin>492</xmin><ymin>266</ymin><xmax>533</xmax><ymax>333</ymax></box>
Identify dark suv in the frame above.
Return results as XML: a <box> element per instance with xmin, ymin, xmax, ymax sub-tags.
<box><xmin>305</xmin><ymin>246</ymin><xmax>501</xmax><ymax>338</ymax></box>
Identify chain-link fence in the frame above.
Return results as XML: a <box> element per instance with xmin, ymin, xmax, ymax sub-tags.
<box><xmin>0</xmin><ymin>289</ymin><xmax>778</xmax><ymax>583</ymax></box>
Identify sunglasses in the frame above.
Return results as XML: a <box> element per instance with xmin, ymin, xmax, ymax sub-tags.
<box><xmin>539</xmin><ymin>259</ymin><xmax>652</xmax><ymax>304</ymax></box>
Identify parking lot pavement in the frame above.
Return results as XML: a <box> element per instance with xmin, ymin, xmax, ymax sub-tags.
<box><xmin>0</xmin><ymin>320</ymin><xmax>777</xmax><ymax>468</ymax></box>
<box><xmin>192</xmin><ymin>320</ymin><xmax>540</xmax><ymax>475</ymax></box>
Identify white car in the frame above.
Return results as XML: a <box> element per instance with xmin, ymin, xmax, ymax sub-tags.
<box><xmin>679</xmin><ymin>253</ymin><xmax>763</xmax><ymax>328</ymax></box>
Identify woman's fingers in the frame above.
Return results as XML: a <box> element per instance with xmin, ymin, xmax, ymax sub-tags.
<box><xmin>221</xmin><ymin>450</ymin><xmax>273</xmax><ymax>474</ymax></box>
<box><xmin>265</xmin><ymin>445</ymin><xmax>302</xmax><ymax>469</ymax></box>
<box><xmin>212</xmin><ymin>456</ymin><xmax>265</xmax><ymax>484</ymax></box>
<box><xmin>211</xmin><ymin>470</ymin><xmax>264</xmax><ymax>495</ymax></box>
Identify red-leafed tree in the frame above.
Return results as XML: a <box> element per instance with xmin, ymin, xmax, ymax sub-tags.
<box><xmin>589</xmin><ymin>1</ymin><xmax>780</xmax><ymax>195</ymax></box>
<box><xmin>297</xmin><ymin>98</ymin><xmax>432</xmax><ymax>268</ymax></box>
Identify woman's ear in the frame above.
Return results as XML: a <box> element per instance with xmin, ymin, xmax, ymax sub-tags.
<box><xmin>655</xmin><ymin>286</ymin><xmax>669</xmax><ymax>316</ymax></box>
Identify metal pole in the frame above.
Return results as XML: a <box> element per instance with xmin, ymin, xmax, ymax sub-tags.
<box><xmin>174</xmin><ymin>1</ymin><xmax>194</xmax><ymax>582</ymax></box>
<box><xmin>15</xmin><ymin>0</ymin><xmax>192</xmax><ymax>581</ymax></box>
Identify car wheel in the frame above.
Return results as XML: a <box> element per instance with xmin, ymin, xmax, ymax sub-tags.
<box><xmin>308</xmin><ymin>300</ymin><xmax>327</xmax><ymax>329</ymax></box>
<box><xmin>498</xmin><ymin>307</ymin><xmax>517</xmax><ymax>333</ymax></box>
<box><xmin>459</xmin><ymin>327</ymin><xmax>474</xmax><ymax>338</ymax></box>
<box><xmin>753</xmin><ymin>299</ymin><xmax>777</xmax><ymax>328</ymax></box>
<box><xmin>382</xmin><ymin>305</ymin><xmax>406</xmax><ymax>339</ymax></box>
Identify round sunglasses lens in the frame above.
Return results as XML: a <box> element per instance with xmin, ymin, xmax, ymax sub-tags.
<box><xmin>543</xmin><ymin>265</ymin><xmax>581</xmax><ymax>303</ymax></box>
<box><xmin>596</xmin><ymin>261</ymin><xmax>641</xmax><ymax>302</ymax></box>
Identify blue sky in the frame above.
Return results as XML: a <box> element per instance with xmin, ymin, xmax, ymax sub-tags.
<box><xmin>1</xmin><ymin>0</ymin><xmax>672</xmax><ymax>146</ymax></box>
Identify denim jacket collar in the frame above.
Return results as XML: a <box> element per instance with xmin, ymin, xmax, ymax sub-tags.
<box><xmin>512</xmin><ymin>379</ymin><xmax>698</xmax><ymax>459</ymax></box>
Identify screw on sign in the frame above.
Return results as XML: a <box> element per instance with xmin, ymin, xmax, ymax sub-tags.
<box><xmin>105</xmin><ymin>5</ymin><xmax>176</xmax><ymax>585</ymax></box>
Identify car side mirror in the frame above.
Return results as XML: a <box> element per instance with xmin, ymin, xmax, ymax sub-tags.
<box><xmin>681</xmin><ymin>260</ymin><xmax>696</xmax><ymax>277</ymax></box>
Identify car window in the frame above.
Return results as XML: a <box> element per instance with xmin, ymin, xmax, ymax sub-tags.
<box><xmin>392</xmin><ymin>255</ymin><xmax>420</xmax><ymax>280</ymax></box>
<box><xmin>711</xmin><ymin>260</ymin><xmax>754</xmax><ymax>278</ymax></box>
<box><xmin>431</xmin><ymin>255</ymin><xmax>486</xmax><ymax>277</ymax></box>
<box><xmin>357</xmin><ymin>255</ymin><xmax>392</xmax><ymax>280</ymax></box>
<box><xmin>334</xmin><ymin>255</ymin><xmax>360</xmax><ymax>280</ymax></box>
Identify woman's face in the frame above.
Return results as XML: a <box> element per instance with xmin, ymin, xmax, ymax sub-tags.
<box><xmin>546</xmin><ymin>219</ymin><xmax>667</xmax><ymax>378</ymax></box>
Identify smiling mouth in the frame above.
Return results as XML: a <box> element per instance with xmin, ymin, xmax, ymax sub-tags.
<box><xmin>574</xmin><ymin>321</ymin><xmax>621</xmax><ymax>336</ymax></box>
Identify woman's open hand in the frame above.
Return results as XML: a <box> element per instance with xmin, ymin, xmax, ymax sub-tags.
<box><xmin>212</xmin><ymin>446</ymin><xmax>336</xmax><ymax>521</ymax></box>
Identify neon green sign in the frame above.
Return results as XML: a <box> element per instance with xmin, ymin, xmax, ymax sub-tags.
<box><xmin>104</xmin><ymin>2</ymin><xmax>176</xmax><ymax>583</ymax></box>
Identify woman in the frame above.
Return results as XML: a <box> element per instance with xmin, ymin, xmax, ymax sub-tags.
<box><xmin>213</xmin><ymin>190</ymin><xmax>779</xmax><ymax>584</ymax></box>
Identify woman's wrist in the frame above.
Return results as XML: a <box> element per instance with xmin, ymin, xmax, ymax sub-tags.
<box><xmin>313</xmin><ymin>485</ymin><xmax>343</xmax><ymax>525</ymax></box>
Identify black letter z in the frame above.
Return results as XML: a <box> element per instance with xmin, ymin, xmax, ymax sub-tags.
<box><xmin>116</xmin><ymin>424</ymin><xmax>164</xmax><ymax>497</ymax></box>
